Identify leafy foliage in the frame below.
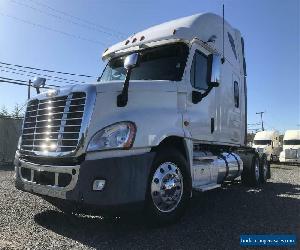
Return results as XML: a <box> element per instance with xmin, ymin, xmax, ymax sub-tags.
<box><xmin>0</xmin><ymin>104</ymin><xmax>24</xmax><ymax>118</ymax></box>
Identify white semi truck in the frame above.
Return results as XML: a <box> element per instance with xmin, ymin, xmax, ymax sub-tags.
<box><xmin>279</xmin><ymin>130</ymin><xmax>300</xmax><ymax>163</ymax></box>
<box><xmin>14</xmin><ymin>13</ymin><xmax>270</xmax><ymax>223</ymax></box>
<box><xmin>252</xmin><ymin>130</ymin><xmax>281</xmax><ymax>162</ymax></box>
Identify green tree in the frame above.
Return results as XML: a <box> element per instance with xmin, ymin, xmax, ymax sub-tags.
<box><xmin>0</xmin><ymin>105</ymin><xmax>9</xmax><ymax>117</ymax></box>
<box><xmin>0</xmin><ymin>104</ymin><xmax>25</xmax><ymax>118</ymax></box>
<box><xmin>11</xmin><ymin>103</ymin><xmax>24</xmax><ymax>118</ymax></box>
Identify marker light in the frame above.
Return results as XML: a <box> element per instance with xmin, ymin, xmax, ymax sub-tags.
<box><xmin>93</xmin><ymin>180</ymin><xmax>106</xmax><ymax>191</ymax></box>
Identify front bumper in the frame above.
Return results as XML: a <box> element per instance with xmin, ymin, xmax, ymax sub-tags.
<box><xmin>279</xmin><ymin>157</ymin><xmax>300</xmax><ymax>163</ymax></box>
<box><xmin>15</xmin><ymin>152</ymin><xmax>155</xmax><ymax>211</ymax></box>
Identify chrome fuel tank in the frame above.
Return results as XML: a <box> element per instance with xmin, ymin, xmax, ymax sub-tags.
<box><xmin>193</xmin><ymin>150</ymin><xmax>243</xmax><ymax>185</ymax></box>
<box><xmin>219</xmin><ymin>153</ymin><xmax>243</xmax><ymax>182</ymax></box>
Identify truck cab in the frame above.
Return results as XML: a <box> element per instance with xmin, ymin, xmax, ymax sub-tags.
<box><xmin>252</xmin><ymin>131</ymin><xmax>281</xmax><ymax>161</ymax></box>
<box><xmin>279</xmin><ymin>130</ymin><xmax>300</xmax><ymax>163</ymax></box>
<box><xmin>14</xmin><ymin>13</ymin><xmax>268</xmax><ymax>224</ymax></box>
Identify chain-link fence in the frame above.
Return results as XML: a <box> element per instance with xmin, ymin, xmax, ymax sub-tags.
<box><xmin>0</xmin><ymin>116</ymin><xmax>23</xmax><ymax>165</ymax></box>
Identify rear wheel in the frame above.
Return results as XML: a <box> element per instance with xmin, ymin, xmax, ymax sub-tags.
<box><xmin>242</xmin><ymin>155</ymin><xmax>260</xmax><ymax>187</ymax></box>
<box><xmin>259</xmin><ymin>154</ymin><xmax>269</xmax><ymax>183</ymax></box>
<box><xmin>145</xmin><ymin>148</ymin><xmax>190</xmax><ymax>225</ymax></box>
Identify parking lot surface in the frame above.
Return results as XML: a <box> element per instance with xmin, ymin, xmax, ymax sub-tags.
<box><xmin>0</xmin><ymin>164</ymin><xmax>299</xmax><ymax>249</ymax></box>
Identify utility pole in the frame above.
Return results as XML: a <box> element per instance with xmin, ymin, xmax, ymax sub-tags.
<box><xmin>28</xmin><ymin>79</ymin><xmax>32</xmax><ymax>100</ymax></box>
<box><xmin>256</xmin><ymin>111</ymin><xmax>265</xmax><ymax>131</ymax></box>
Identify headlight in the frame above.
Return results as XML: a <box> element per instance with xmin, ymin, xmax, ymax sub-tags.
<box><xmin>87</xmin><ymin>122</ymin><xmax>136</xmax><ymax>152</ymax></box>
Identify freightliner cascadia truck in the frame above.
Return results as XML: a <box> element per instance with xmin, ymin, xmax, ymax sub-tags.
<box><xmin>252</xmin><ymin>130</ymin><xmax>281</xmax><ymax>162</ymax></box>
<box><xmin>279</xmin><ymin>130</ymin><xmax>300</xmax><ymax>164</ymax></box>
<box><xmin>14</xmin><ymin>13</ymin><xmax>270</xmax><ymax>224</ymax></box>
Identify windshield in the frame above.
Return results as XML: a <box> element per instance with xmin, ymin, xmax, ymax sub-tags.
<box><xmin>254</xmin><ymin>140</ymin><xmax>272</xmax><ymax>145</ymax></box>
<box><xmin>284</xmin><ymin>140</ymin><xmax>300</xmax><ymax>145</ymax></box>
<box><xmin>99</xmin><ymin>43</ymin><xmax>189</xmax><ymax>82</ymax></box>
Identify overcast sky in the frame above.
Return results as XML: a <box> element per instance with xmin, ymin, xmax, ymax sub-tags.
<box><xmin>0</xmin><ymin>0</ymin><xmax>299</xmax><ymax>133</ymax></box>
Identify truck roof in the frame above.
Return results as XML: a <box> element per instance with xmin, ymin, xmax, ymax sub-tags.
<box><xmin>102</xmin><ymin>12</ymin><xmax>241</xmax><ymax>64</ymax></box>
<box><xmin>283</xmin><ymin>130</ymin><xmax>300</xmax><ymax>140</ymax></box>
<box><xmin>254</xmin><ymin>131</ymin><xmax>278</xmax><ymax>140</ymax></box>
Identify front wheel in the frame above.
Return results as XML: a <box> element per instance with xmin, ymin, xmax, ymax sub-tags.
<box><xmin>145</xmin><ymin>148</ymin><xmax>191</xmax><ymax>225</ymax></box>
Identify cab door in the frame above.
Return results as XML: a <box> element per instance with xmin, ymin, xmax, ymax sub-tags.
<box><xmin>231</xmin><ymin>74</ymin><xmax>242</xmax><ymax>143</ymax></box>
<box><xmin>185</xmin><ymin>44</ymin><xmax>216</xmax><ymax>142</ymax></box>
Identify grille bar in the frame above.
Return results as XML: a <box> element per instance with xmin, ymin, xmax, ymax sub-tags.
<box><xmin>25</xmin><ymin>110</ymin><xmax>84</xmax><ymax>118</ymax></box>
<box><xmin>285</xmin><ymin>149</ymin><xmax>298</xmax><ymax>159</ymax></box>
<box><xmin>22</xmin><ymin>145</ymin><xmax>77</xmax><ymax>148</ymax></box>
<box><xmin>22</xmin><ymin>132</ymin><xmax>80</xmax><ymax>136</ymax></box>
<box><xmin>27</xmin><ymin>104</ymin><xmax>85</xmax><ymax>113</ymax></box>
<box><xmin>39</xmin><ymin>96</ymin><xmax>85</xmax><ymax>104</ymax></box>
<box><xmin>24</xmin><ymin>117</ymin><xmax>82</xmax><ymax>124</ymax></box>
<box><xmin>24</xmin><ymin>124</ymin><xmax>81</xmax><ymax>130</ymax></box>
<box><xmin>21</xmin><ymin>92</ymin><xmax>86</xmax><ymax>153</ymax></box>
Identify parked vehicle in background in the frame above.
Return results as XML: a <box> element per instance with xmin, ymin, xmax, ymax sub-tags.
<box><xmin>279</xmin><ymin>130</ymin><xmax>300</xmax><ymax>164</ymax></box>
<box><xmin>252</xmin><ymin>131</ymin><xmax>281</xmax><ymax>162</ymax></box>
<box><xmin>14</xmin><ymin>13</ymin><xmax>270</xmax><ymax>224</ymax></box>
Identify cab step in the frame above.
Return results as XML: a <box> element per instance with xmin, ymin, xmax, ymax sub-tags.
<box><xmin>193</xmin><ymin>183</ymin><xmax>221</xmax><ymax>192</ymax></box>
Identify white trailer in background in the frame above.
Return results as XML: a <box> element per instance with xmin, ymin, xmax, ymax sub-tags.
<box><xmin>279</xmin><ymin>130</ymin><xmax>300</xmax><ymax>164</ymax></box>
<box><xmin>252</xmin><ymin>131</ymin><xmax>281</xmax><ymax>162</ymax></box>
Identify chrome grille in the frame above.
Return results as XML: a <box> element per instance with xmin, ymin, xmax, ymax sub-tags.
<box><xmin>285</xmin><ymin>149</ymin><xmax>298</xmax><ymax>159</ymax></box>
<box><xmin>21</xmin><ymin>92</ymin><xmax>86</xmax><ymax>153</ymax></box>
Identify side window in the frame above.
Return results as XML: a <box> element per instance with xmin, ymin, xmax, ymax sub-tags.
<box><xmin>234</xmin><ymin>81</ymin><xmax>239</xmax><ymax>108</ymax></box>
<box><xmin>228</xmin><ymin>32</ymin><xmax>237</xmax><ymax>60</ymax></box>
<box><xmin>190</xmin><ymin>51</ymin><xmax>208</xmax><ymax>90</ymax></box>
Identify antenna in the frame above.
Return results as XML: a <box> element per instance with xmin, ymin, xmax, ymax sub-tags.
<box><xmin>221</xmin><ymin>4</ymin><xmax>225</xmax><ymax>64</ymax></box>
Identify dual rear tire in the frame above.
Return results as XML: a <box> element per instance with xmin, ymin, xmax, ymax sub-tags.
<box><xmin>241</xmin><ymin>153</ymin><xmax>270</xmax><ymax>186</ymax></box>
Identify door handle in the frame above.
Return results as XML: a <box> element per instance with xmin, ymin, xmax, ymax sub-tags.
<box><xmin>211</xmin><ymin>118</ymin><xmax>214</xmax><ymax>134</ymax></box>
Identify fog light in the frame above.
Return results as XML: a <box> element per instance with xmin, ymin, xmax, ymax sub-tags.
<box><xmin>93</xmin><ymin>180</ymin><xmax>106</xmax><ymax>191</ymax></box>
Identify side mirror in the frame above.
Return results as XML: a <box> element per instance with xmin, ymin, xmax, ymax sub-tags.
<box><xmin>207</xmin><ymin>54</ymin><xmax>221</xmax><ymax>88</ymax></box>
<box><xmin>32</xmin><ymin>77</ymin><xmax>46</xmax><ymax>88</ymax></box>
<box><xmin>192</xmin><ymin>91</ymin><xmax>202</xmax><ymax>104</ymax></box>
<box><xmin>32</xmin><ymin>77</ymin><xmax>46</xmax><ymax>94</ymax></box>
<box><xmin>118</xmin><ymin>52</ymin><xmax>139</xmax><ymax>107</ymax></box>
<box><xmin>124</xmin><ymin>53</ymin><xmax>139</xmax><ymax>70</ymax></box>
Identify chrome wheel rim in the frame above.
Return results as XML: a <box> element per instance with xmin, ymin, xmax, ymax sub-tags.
<box><xmin>151</xmin><ymin>162</ymin><xmax>183</xmax><ymax>213</ymax></box>
<box><xmin>255</xmin><ymin>159</ymin><xmax>260</xmax><ymax>181</ymax></box>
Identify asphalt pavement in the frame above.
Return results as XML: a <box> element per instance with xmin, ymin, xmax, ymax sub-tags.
<box><xmin>0</xmin><ymin>164</ymin><xmax>299</xmax><ymax>249</ymax></box>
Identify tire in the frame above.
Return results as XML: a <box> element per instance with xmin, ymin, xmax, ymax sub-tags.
<box><xmin>259</xmin><ymin>154</ymin><xmax>269</xmax><ymax>184</ymax></box>
<box><xmin>270</xmin><ymin>154</ymin><xmax>273</xmax><ymax>162</ymax></box>
<box><xmin>241</xmin><ymin>154</ymin><xmax>260</xmax><ymax>187</ymax></box>
<box><xmin>145</xmin><ymin>148</ymin><xmax>191</xmax><ymax>225</ymax></box>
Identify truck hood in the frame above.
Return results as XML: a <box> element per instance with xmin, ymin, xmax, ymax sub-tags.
<box><xmin>85</xmin><ymin>80</ymin><xmax>183</xmax><ymax>151</ymax></box>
